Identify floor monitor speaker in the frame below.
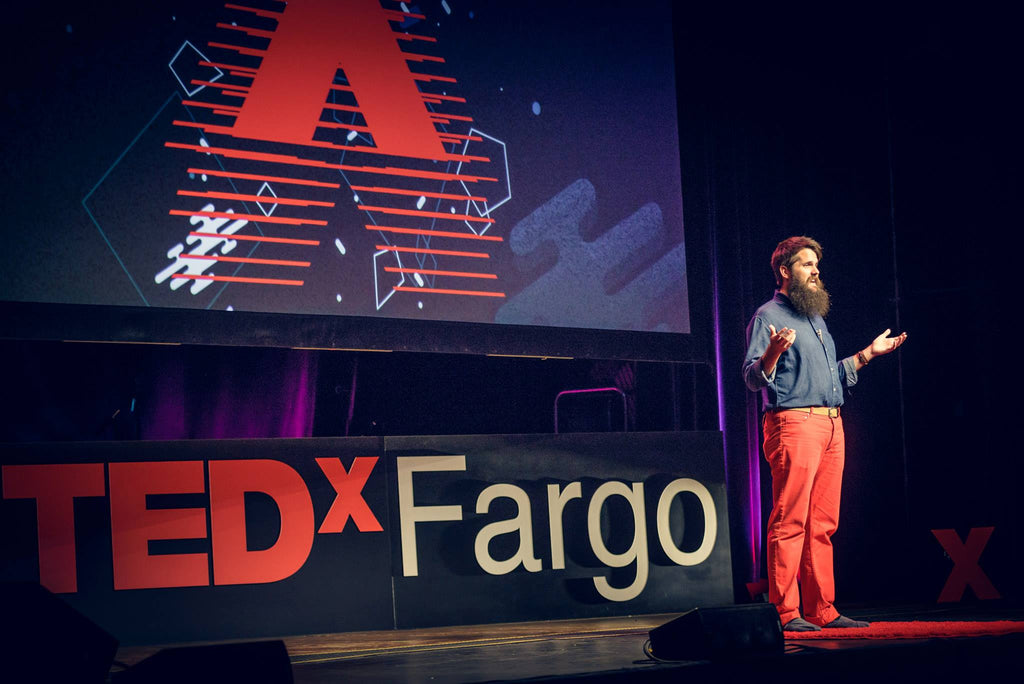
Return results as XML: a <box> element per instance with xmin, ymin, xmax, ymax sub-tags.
<box><xmin>648</xmin><ymin>603</ymin><xmax>783</xmax><ymax>661</ymax></box>
<box><xmin>0</xmin><ymin>581</ymin><xmax>119</xmax><ymax>683</ymax></box>
<box><xmin>112</xmin><ymin>639</ymin><xmax>293</xmax><ymax>684</ymax></box>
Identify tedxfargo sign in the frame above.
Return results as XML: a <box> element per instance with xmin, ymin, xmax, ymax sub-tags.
<box><xmin>0</xmin><ymin>432</ymin><xmax>732</xmax><ymax>644</ymax></box>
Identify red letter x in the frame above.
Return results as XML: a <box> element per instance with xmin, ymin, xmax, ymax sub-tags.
<box><xmin>931</xmin><ymin>527</ymin><xmax>1001</xmax><ymax>602</ymax></box>
<box><xmin>316</xmin><ymin>457</ymin><xmax>383</xmax><ymax>533</ymax></box>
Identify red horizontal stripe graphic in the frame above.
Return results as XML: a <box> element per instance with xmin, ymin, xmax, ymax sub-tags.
<box><xmin>172</xmin><ymin>274</ymin><xmax>304</xmax><ymax>286</ymax></box>
<box><xmin>177</xmin><ymin>189</ymin><xmax>335</xmax><ymax>208</ymax></box>
<box><xmin>170</xmin><ymin>209</ymin><xmax>326</xmax><ymax>226</ymax></box>
<box><xmin>181</xmin><ymin>254</ymin><xmax>311</xmax><ymax>267</ymax></box>
<box><xmin>188</xmin><ymin>168</ymin><xmax>340</xmax><ymax>188</ymax></box>
<box><xmin>165</xmin><ymin>142</ymin><xmax>497</xmax><ymax>182</ymax></box>
<box><xmin>190</xmin><ymin>232</ymin><xmax>319</xmax><ymax>246</ymax></box>
<box><xmin>224</xmin><ymin>3</ymin><xmax>282</xmax><ymax>19</ymax></box>
<box><xmin>368</xmin><ymin>225</ymin><xmax>502</xmax><ymax>242</ymax></box>
<box><xmin>376</xmin><ymin>245</ymin><xmax>489</xmax><ymax>259</ymax></box>
<box><xmin>393</xmin><ymin>286</ymin><xmax>505</xmax><ymax>298</ymax></box>
<box><xmin>208</xmin><ymin>41</ymin><xmax>267</xmax><ymax>57</ymax></box>
<box><xmin>350</xmin><ymin>185</ymin><xmax>487</xmax><ymax>202</ymax></box>
<box><xmin>385</xmin><ymin>267</ymin><xmax>497</xmax><ymax>279</ymax></box>
<box><xmin>360</xmin><ymin>206</ymin><xmax>495</xmax><ymax>223</ymax></box>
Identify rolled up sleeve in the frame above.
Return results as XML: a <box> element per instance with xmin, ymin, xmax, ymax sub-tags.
<box><xmin>840</xmin><ymin>355</ymin><xmax>859</xmax><ymax>388</ymax></box>
<box><xmin>743</xmin><ymin>316</ymin><xmax>775</xmax><ymax>392</ymax></box>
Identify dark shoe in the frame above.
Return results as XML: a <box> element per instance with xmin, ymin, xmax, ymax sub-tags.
<box><xmin>783</xmin><ymin>617</ymin><xmax>822</xmax><ymax>632</ymax></box>
<box><xmin>824</xmin><ymin>615</ymin><xmax>870</xmax><ymax>628</ymax></box>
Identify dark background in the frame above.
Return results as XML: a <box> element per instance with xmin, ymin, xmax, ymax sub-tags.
<box><xmin>2</xmin><ymin>2</ymin><xmax>1019</xmax><ymax>611</ymax></box>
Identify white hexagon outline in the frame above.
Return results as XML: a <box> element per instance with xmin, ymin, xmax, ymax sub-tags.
<box><xmin>456</xmin><ymin>129</ymin><xmax>510</xmax><ymax>236</ymax></box>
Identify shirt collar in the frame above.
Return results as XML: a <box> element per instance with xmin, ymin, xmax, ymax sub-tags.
<box><xmin>773</xmin><ymin>290</ymin><xmax>794</xmax><ymax>309</ymax></box>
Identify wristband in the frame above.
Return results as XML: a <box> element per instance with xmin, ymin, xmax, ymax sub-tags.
<box><xmin>857</xmin><ymin>351</ymin><xmax>869</xmax><ymax>366</ymax></box>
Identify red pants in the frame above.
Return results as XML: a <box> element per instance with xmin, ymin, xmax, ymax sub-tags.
<box><xmin>763</xmin><ymin>410</ymin><xmax>844</xmax><ymax>626</ymax></box>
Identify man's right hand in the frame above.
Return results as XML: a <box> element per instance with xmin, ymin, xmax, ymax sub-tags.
<box><xmin>768</xmin><ymin>324</ymin><xmax>796</xmax><ymax>354</ymax></box>
<box><xmin>762</xmin><ymin>324</ymin><xmax>796</xmax><ymax>376</ymax></box>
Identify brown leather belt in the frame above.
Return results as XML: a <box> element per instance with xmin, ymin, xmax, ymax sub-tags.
<box><xmin>778</xmin><ymin>406</ymin><xmax>840</xmax><ymax>418</ymax></box>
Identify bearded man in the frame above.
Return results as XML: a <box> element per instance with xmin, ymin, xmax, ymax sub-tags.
<box><xmin>742</xmin><ymin>236</ymin><xmax>906</xmax><ymax>632</ymax></box>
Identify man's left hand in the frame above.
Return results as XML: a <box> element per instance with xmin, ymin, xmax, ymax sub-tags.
<box><xmin>866</xmin><ymin>329</ymin><xmax>907</xmax><ymax>360</ymax></box>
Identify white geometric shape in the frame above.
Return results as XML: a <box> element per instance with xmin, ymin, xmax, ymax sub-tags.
<box><xmin>456</xmin><ymin>129</ymin><xmax>511</xmax><ymax>235</ymax></box>
<box><xmin>373</xmin><ymin>249</ymin><xmax>405</xmax><ymax>310</ymax></box>
<box><xmin>256</xmin><ymin>181</ymin><xmax>279</xmax><ymax>216</ymax></box>
<box><xmin>169</xmin><ymin>40</ymin><xmax>223</xmax><ymax>98</ymax></box>
<box><xmin>154</xmin><ymin>204</ymin><xmax>247</xmax><ymax>296</ymax></box>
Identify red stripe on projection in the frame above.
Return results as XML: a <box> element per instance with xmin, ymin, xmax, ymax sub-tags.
<box><xmin>198</xmin><ymin>60</ymin><xmax>257</xmax><ymax>75</ymax></box>
<box><xmin>169</xmin><ymin>209</ymin><xmax>326</xmax><ymax>226</ymax></box>
<box><xmin>369</xmin><ymin>225</ymin><xmax>502</xmax><ymax>242</ymax></box>
<box><xmin>392</xmin><ymin>32</ymin><xmax>437</xmax><ymax>43</ymax></box>
<box><xmin>412</xmin><ymin>73</ymin><xmax>457</xmax><ymax>84</ymax></box>
<box><xmin>361</xmin><ymin>206</ymin><xmax>495</xmax><ymax>223</ymax></box>
<box><xmin>343</xmin><ymin>165</ymin><xmax>496</xmax><ymax>183</ymax></box>
<box><xmin>350</xmin><ymin>185</ymin><xmax>487</xmax><ymax>202</ymax></box>
<box><xmin>401</xmin><ymin>52</ymin><xmax>446</xmax><ymax>63</ymax></box>
<box><xmin>208</xmin><ymin>41</ymin><xmax>267</xmax><ymax>57</ymax></box>
<box><xmin>419</xmin><ymin>92</ymin><xmax>466</xmax><ymax>103</ymax></box>
<box><xmin>191</xmin><ymin>232</ymin><xmax>319</xmax><ymax>246</ymax></box>
<box><xmin>315</xmin><ymin>121</ymin><xmax>372</xmax><ymax>133</ymax></box>
<box><xmin>213</xmin><ymin>109</ymin><xmax>240</xmax><ymax>117</ymax></box>
<box><xmin>394</xmin><ymin>286</ymin><xmax>505</xmax><ymax>298</ymax></box>
<box><xmin>171</xmin><ymin>119</ymin><xmax>484</xmax><ymax>163</ymax></box>
<box><xmin>329</xmin><ymin>84</ymin><xmax>355</xmax><ymax>93</ymax></box>
<box><xmin>172</xmin><ymin>274</ymin><xmax>304</xmax><ymax>286</ymax></box>
<box><xmin>430</xmin><ymin>112</ymin><xmax>474</xmax><ymax>122</ymax></box>
<box><xmin>181</xmin><ymin>254</ymin><xmax>311</xmax><ymax>267</ymax></box>
<box><xmin>182</xmin><ymin>100</ymin><xmax>242</xmax><ymax>112</ymax></box>
<box><xmin>165</xmin><ymin>141</ymin><xmax>497</xmax><ymax>182</ymax></box>
<box><xmin>188</xmin><ymin>168</ymin><xmax>340</xmax><ymax>188</ymax></box>
<box><xmin>177</xmin><ymin>189</ymin><xmax>335</xmax><ymax>208</ymax></box>
<box><xmin>383</xmin><ymin>9</ymin><xmax>427</xmax><ymax>21</ymax></box>
<box><xmin>166</xmin><ymin>141</ymin><xmax>341</xmax><ymax>169</ymax></box>
<box><xmin>173</xmin><ymin>120</ymin><xmax>226</xmax><ymax>133</ymax></box>
<box><xmin>215</xmin><ymin>22</ymin><xmax>275</xmax><ymax>39</ymax></box>
<box><xmin>439</xmin><ymin>133</ymin><xmax>484</xmax><ymax>142</ymax></box>
<box><xmin>224</xmin><ymin>3</ymin><xmax>282</xmax><ymax>19</ymax></box>
<box><xmin>376</xmin><ymin>245</ymin><xmax>489</xmax><ymax>259</ymax></box>
<box><xmin>385</xmin><ymin>267</ymin><xmax>497</xmax><ymax>279</ymax></box>
<box><xmin>189</xmin><ymin>79</ymin><xmax>250</xmax><ymax>93</ymax></box>
<box><xmin>322</xmin><ymin>102</ymin><xmax>362</xmax><ymax>114</ymax></box>
<box><xmin>337</xmin><ymin>145</ymin><xmax>489</xmax><ymax>164</ymax></box>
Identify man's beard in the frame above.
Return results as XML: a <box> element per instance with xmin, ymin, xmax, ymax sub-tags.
<box><xmin>788</xmin><ymin>277</ymin><xmax>830</xmax><ymax>318</ymax></box>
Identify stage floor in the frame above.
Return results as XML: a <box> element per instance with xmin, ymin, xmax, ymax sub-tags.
<box><xmin>113</xmin><ymin>601</ymin><xmax>1024</xmax><ymax>683</ymax></box>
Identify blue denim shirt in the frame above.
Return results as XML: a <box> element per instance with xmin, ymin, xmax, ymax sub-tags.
<box><xmin>742</xmin><ymin>291</ymin><xmax>858</xmax><ymax>409</ymax></box>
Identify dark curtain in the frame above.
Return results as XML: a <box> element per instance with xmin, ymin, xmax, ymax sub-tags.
<box><xmin>679</xmin><ymin>4</ymin><xmax>1019</xmax><ymax>601</ymax></box>
<box><xmin>677</xmin><ymin>6</ymin><xmax>907</xmax><ymax>599</ymax></box>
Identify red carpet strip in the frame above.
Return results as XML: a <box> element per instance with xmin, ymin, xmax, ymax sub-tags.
<box><xmin>788</xmin><ymin>621</ymin><xmax>1024</xmax><ymax>640</ymax></box>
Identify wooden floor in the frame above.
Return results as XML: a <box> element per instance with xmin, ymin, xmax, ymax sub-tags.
<box><xmin>112</xmin><ymin>602</ymin><xmax>1024</xmax><ymax>683</ymax></box>
<box><xmin>116</xmin><ymin>613</ymin><xmax>675</xmax><ymax>682</ymax></box>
